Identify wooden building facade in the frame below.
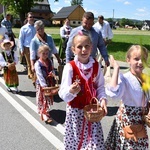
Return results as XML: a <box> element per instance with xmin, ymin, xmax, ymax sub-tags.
<box><xmin>52</xmin><ymin>5</ymin><xmax>85</xmax><ymax>27</ymax></box>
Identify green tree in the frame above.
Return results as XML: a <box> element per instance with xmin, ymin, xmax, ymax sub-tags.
<box><xmin>0</xmin><ymin>0</ymin><xmax>43</xmax><ymax>25</ymax></box>
<box><xmin>71</xmin><ymin>0</ymin><xmax>83</xmax><ymax>6</ymax></box>
<box><xmin>119</xmin><ymin>18</ymin><xmax>134</xmax><ymax>27</ymax></box>
<box><xmin>106</xmin><ymin>18</ymin><xmax>113</xmax><ymax>22</ymax></box>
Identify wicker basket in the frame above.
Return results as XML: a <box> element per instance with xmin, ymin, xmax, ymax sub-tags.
<box><xmin>143</xmin><ymin>115</ymin><xmax>150</xmax><ymax>128</ymax></box>
<box><xmin>43</xmin><ymin>86</ymin><xmax>59</xmax><ymax>96</ymax></box>
<box><xmin>142</xmin><ymin>101</ymin><xmax>150</xmax><ymax>128</ymax></box>
<box><xmin>83</xmin><ymin>97</ymin><xmax>105</xmax><ymax>122</ymax></box>
<box><xmin>8</xmin><ymin>63</ymin><xmax>16</xmax><ymax>71</ymax></box>
<box><xmin>43</xmin><ymin>73</ymin><xmax>59</xmax><ymax>96</ymax></box>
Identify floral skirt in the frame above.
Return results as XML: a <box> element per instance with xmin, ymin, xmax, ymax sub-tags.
<box><xmin>3</xmin><ymin>68</ymin><xmax>19</xmax><ymax>87</ymax></box>
<box><xmin>36</xmin><ymin>84</ymin><xmax>53</xmax><ymax>121</ymax></box>
<box><xmin>64</xmin><ymin>104</ymin><xmax>105</xmax><ymax>150</ymax></box>
<box><xmin>104</xmin><ymin>104</ymin><xmax>149</xmax><ymax>150</ymax></box>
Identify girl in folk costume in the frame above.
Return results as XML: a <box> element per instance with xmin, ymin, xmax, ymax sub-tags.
<box><xmin>34</xmin><ymin>45</ymin><xmax>56</xmax><ymax>124</ymax></box>
<box><xmin>105</xmin><ymin>45</ymin><xmax>150</xmax><ymax>149</ymax></box>
<box><xmin>0</xmin><ymin>39</ymin><xmax>19</xmax><ymax>93</ymax></box>
<box><xmin>59</xmin><ymin>18</ymin><xmax>72</xmax><ymax>55</ymax></box>
<box><xmin>30</xmin><ymin>20</ymin><xmax>61</xmax><ymax>86</ymax></box>
<box><xmin>58</xmin><ymin>31</ymin><xmax>107</xmax><ymax>150</ymax></box>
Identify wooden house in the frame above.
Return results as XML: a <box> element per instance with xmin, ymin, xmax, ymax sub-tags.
<box><xmin>31</xmin><ymin>0</ymin><xmax>53</xmax><ymax>26</ymax></box>
<box><xmin>52</xmin><ymin>5</ymin><xmax>85</xmax><ymax>27</ymax></box>
<box><xmin>141</xmin><ymin>20</ymin><xmax>150</xmax><ymax>30</ymax></box>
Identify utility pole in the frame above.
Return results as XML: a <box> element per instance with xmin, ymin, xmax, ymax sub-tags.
<box><xmin>3</xmin><ymin>5</ymin><xmax>6</xmax><ymax>18</ymax></box>
<box><xmin>113</xmin><ymin>9</ymin><xmax>114</xmax><ymax>21</ymax></box>
<box><xmin>112</xmin><ymin>9</ymin><xmax>115</xmax><ymax>28</ymax></box>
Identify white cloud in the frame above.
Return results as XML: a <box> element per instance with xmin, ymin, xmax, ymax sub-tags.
<box><xmin>135</xmin><ymin>7</ymin><xmax>150</xmax><ymax>19</ymax></box>
<box><xmin>134</xmin><ymin>12</ymin><xmax>149</xmax><ymax>17</ymax></box>
<box><xmin>124</xmin><ymin>1</ymin><xmax>131</xmax><ymax>5</ymax></box>
<box><xmin>52</xmin><ymin>7</ymin><xmax>62</xmax><ymax>13</ymax></box>
<box><xmin>64</xmin><ymin>0</ymin><xmax>70</xmax><ymax>4</ymax></box>
<box><xmin>53</xmin><ymin>0</ymin><xmax>70</xmax><ymax>5</ymax></box>
<box><xmin>137</xmin><ymin>7</ymin><xmax>146</xmax><ymax>12</ymax></box>
<box><xmin>84</xmin><ymin>8</ymin><xmax>107</xmax><ymax>18</ymax></box>
<box><xmin>84</xmin><ymin>8</ymin><xmax>98</xmax><ymax>17</ymax></box>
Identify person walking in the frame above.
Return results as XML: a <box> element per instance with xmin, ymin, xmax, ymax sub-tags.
<box><xmin>65</xmin><ymin>12</ymin><xmax>109</xmax><ymax>67</ymax></box>
<box><xmin>19</xmin><ymin>12</ymin><xmax>36</xmax><ymax>79</ymax></box>
<box><xmin>30</xmin><ymin>20</ymin><xmax>61</xmax><ymax>86</ymax></box>
<box><xmin>93</xmin><ymin>15</ymin><xmax>113</xmax><ymax>46</ymax></box>
<box><xmin>0</xmin><ymin>24</ymin><xmax>9</xmax><ymax>47</ymax></box>
<box><xmin>105</xmin><ymin>45</ymin><xmax>150</xmax><ymax>149</ymax></box>
<box><xmin>59</xmin><ymin>18</ymin><xmax>72</xmax><ymax>61</ymax></box>
<box><xmin>59</xmin><ymin>31</ymin><xmax>107</xmax><ymax>149</ymax></box>
<box><xmin>93</xmin><ymin>15</ymin><xmax>114</xmax><ymax>77</ymax></box>
<box><xmin>1</xmin><ymin>13</ymin><xmax>16</xmax><ymax>51</ymax></box>
<box><xmin>34</xmin><ymin>45</ymin><xmax>56</xmax><ymax>123</ymax></box>
<box><xmin>0</xmin><ymin>39</ymin><xmax>19</xmax><ymax>93</ymax></box>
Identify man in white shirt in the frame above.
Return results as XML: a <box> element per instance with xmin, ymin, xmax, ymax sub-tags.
<box><xmin>19</xmin><ymin>12</ymin><xmax>36</xmax><ymax>79</ymax></box>
<box><xmin>0</xmin><ymin>24</ymin><xmax>9</xmax><ymax>45</ymax></box>
<box><xmin>93</xmin><ymin>15</ymin><xmax>113</xmax><ymax>46</ymax></box>
<box><xmin>93</xmin><ymin>15</ymin><xmax>113</xmax><ymax>76</ymax></box>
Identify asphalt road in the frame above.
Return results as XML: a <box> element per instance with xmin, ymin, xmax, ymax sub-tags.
<box><xmin>0</xmin><ymin>41</ymin><xmax>149</xmax><ymax>150</ymax></box>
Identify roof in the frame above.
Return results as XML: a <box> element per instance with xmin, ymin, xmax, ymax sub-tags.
<box><xmin>144</xmin><ymin>20</ymin><xmax>150</xmax><ymax>26</ymax></box>
<box><xmin>52</xmin><ymin>5</ymin><xmax>80</xmax><ymax>19</ymax></box>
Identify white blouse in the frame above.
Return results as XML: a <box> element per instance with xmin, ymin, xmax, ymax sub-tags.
<box><xmin>0</xmin><ymin>50</ymin><xmax>18</xmax><ymax>67</ymax></box>
<box><xmin>58</xmin><ymin>56</ymin><xmax>106</xmax><ymax>102</ymax></box>
<box><xmin>106</xmin><ymin>71</ymin><xmax>149</xmax><ymax>107</ymax></box>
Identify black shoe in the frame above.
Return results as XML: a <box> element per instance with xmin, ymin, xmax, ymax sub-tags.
<box><xmin>101</xmin><ymin>65</ymin><xmax>104</xmax><ymax>68</ymax></box>
<box><xmin>45</xmin><ymin>118</ymin><xmax>53</xmax><ymax>124</ymax></box>
<box><xmin>6</xmin><ymin>87</ymin><xmax>12</xmax><ymax>92</ymax></box>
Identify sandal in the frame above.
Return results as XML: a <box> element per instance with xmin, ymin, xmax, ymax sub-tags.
<box><xmin>45</xmin><ymin>118</ymin><xmax>53</xmax><ymax>124</ymax></box>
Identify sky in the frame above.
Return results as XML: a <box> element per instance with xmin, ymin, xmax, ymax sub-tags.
<box><xmin>48</xmin><ymin>0</ymin><xmax>150</xmax><ymax>21</ymax></box>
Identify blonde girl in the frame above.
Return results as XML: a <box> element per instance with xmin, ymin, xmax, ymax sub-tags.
<box><xmin>34</xmin><ymin>45</ymin><xmax>54</xmax><ymax>123</ymax></box>
<box><xmin>59</xmin><ymin>31</ymin><xmax>107</xmax><ymax>150</ymax></box>
<box><xmin>105</xmin><ymin>45</ymin><xmax>149</xmax><ymax>149</ymax></box>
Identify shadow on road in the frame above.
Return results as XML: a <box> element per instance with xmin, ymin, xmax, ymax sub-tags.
<box><xmin>19</xmin><ymin>90</ymin><xmax>36</xmax><ymax>97</ymax></box>
<box><xmin>107</xmin><ymin>106</ymin><xmax>118</xmax><ymax>116</ymax></box>
<box><xmin>17</xmin><ymin>70</ymin><xmax>27</xmax><ymax>75</ymax></box>
<box><xmin>53</xmin><ymin>95</ymin><xmax>63</xmax><ymax>103</ymax></box>
<box><xmin>50</xmin><ymin>109</ymin><xmax>66</xmax><ymax>124</ymax></box>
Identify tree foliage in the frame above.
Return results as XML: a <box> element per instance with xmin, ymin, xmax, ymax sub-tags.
<box><xmin>71</xmin><ymin>0</ymin><xmax>83</xmax><ymax>6</ymax></box>
<box><xmin>119</xmin><ymin>18</ymin><xmax>134</xmax><ymax>27</ymax></box>
<box><xmin>0</xmin><ymin>0</ymin><xmax>43</xmax><ymax>25</ymax></box>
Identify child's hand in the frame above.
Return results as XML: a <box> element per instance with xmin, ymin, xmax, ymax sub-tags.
<box><xmin>8</xmin><ymin>62</ymin><xmax>15</xmax><ymax>71</ymax></box>
<box><xmin>31</xmin><ymin>65</ymin><xmax>35</xmax><ymax>72</ymax></box>
<box><xmin>148</xmin><ymin>109</ymin><xmax>150</xmax><ymax>117</ymax></box>
<box><xmin>48</xmin><ymin>71</ymin><xmax>53</xmax><ymax>77</ymax></box>
<box><xmin>69</xmin><ymin>82</ymin><xmax>81</xmax><ymax>95</ymax></box>
<box><xmin>109</xmin><ymin>55</ymin><xmax>119</xmax><ymax>69</ymax></box>
<box><xmin>100</xmin><ymin>99</ymin><xmax>107</xmax><ymax>116</ymax></box>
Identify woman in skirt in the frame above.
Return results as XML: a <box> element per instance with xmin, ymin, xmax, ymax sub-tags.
<box><xmin>105</xmin><ymin>45</ymin><xmax>150</xmax><ymax>150</ymax></box>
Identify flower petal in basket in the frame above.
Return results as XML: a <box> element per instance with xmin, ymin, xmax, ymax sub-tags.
<box><xmin>83</xmin><ymin>97</ymin><xmax>105</xmax><ymax>122</ymax></box>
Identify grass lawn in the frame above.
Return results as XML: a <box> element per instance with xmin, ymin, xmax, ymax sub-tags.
<box><xmin>13</xmin><ymin>27</ymin><xmax>150</xmax><ymax>63</ymax></box>
<box><xmin>108</xmin><ymin>34</ymin><xmax>150</xmax><ymax>61</ymax></box>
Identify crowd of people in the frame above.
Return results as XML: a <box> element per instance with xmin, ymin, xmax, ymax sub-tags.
<box><xmin>0</xmin><ymin>11</ymin><xmax>150</xmax><ymax>150</ymax></box>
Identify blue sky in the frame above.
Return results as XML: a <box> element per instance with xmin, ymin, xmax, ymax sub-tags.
<box><xmin>48</xmin><ymin>0</ymin><xmax>150</xmax><ymax>21</ymax></box>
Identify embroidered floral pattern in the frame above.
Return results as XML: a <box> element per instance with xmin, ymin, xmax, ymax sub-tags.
<box><xmin>64</xmin><ymin>105</ymin><xmax>105</xmax><ymax>150</ymax></box>
<box><xmin>105</xmin><ymin>105</ymin><xmax>149</xmax><ymax>150</ymax></box>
